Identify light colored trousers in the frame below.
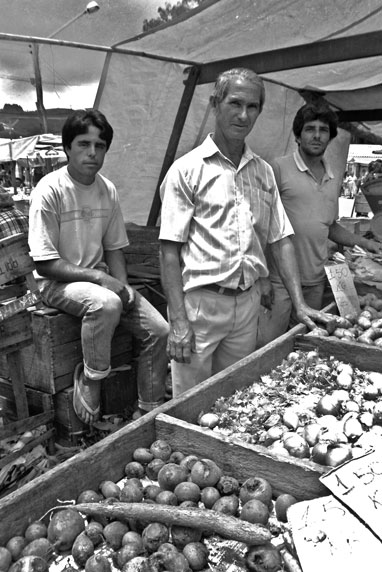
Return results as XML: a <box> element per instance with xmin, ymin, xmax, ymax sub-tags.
<box><xmin>171</xmin><ymin>284</ymin><xmax>260</xmax><ymax>397</ymax></box>
<box><xmin>40</xmin><ymin>280</ymin><xmax>169</xmax><ymax>411</ymax></box>
<box><xmin>257</xmin><ymin>280</ymin><xmax>326</xmax><ymax>348</ymax></box>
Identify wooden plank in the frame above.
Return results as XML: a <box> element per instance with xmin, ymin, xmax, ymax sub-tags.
<box><xmin>295</xmin><ymin>334</ymin><xmax>382</xmax><ymax>372</ymax></box>
<box><xmin>155</xmin><ymin>414</ymin><xmax>328</xmax><ymax>501</ymax></box>
<box><xmin>6</xmin><ymin>351</ymin><xmax>29</xmax><ymax>418</ymax></box>
<box><xmin>0</xmin><ymin>428</ymin><xmax>55</xmax><ymax>470</ymax></box>
<box><xmin>197</xmin><ymin>30</ymin><xmax>382</xmax><ymax>84</ymax></box>
<box><xmin>0</xmin><ymin>290</ymin><xmax>41</xmax><ymax>322</ymax></box>
<box><xmin>0</xmin><ymin>411</ymin><xmax>54</xmax><ymax>440</ymax></box>
<box><xmin>0</xmin><ymin>282</ymin><xmax>26</xmax><ymax>302</ymax></box>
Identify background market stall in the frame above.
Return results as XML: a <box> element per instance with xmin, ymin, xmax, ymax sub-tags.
<box><xmin>3</xmin><ymin>0</ymin><xmax>382</xmax><ymax>224</ymax></box>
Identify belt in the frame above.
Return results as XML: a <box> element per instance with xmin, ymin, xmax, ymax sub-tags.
<box><xmin>203</xmin><ymin>283</ymin><xmax>252</xmax><ymax>297</ymax></box>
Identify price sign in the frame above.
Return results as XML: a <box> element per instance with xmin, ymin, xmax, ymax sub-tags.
<box><xmin>288</xmin><ymin>495</ymin><xmax>382</xmax><ymax>572</ymax></box>
<box><xmin>325</xmin><ymin>262</ymin><xmax>360</xmax><ymax>317</ymax></box>
<box><xmin>320</xmin><ymin>448</ymin><xmax>382</xmax><ymax>541</ymax></box>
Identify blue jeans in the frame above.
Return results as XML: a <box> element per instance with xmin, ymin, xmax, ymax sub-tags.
<box><xmin>39</xmin><ymin>280</ymin><xmax>169</xmax><ymax>411</ymax></box>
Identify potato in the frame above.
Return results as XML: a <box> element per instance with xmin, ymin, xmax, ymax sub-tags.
<box><xmin>47</xmin><ymin>508</ymin><xmax>85</xmax><ymax>551</ymax></box>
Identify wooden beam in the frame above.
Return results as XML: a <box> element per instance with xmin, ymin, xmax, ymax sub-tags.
<box><xmin>337</xmin><ymin>109</ymin><xmax>382</xmax><ymax>123</ymax></box>
<box><xmin>147</xmin><ymin>65</ymin><xmax>201</xmax><ymax>226</ymax></box>
<box><xmin>197</xmin><ymin>30</ymin><xmax>382</xmax><ymax>84</ymax></box>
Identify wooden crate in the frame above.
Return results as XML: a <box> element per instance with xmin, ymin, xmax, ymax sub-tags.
<box><xmin>0</xmin><ymin>308</ymin><xmax>133</xmax><ymax>394</ymax></box>
<box><xmin>124</xmin><ymin>224</ymin><xmax>160</xmax><ymax>268</ymax></box>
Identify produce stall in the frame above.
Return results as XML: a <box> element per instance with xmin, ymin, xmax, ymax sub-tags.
<box><xmin>1</xmin><ymin>300</ymin><xmax>382</xmax><ymax>571</ymax></box>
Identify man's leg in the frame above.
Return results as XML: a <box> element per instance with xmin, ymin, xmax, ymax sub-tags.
<box><xmin>119</xmin><ymin>290</ymin><xmax>169</xmax><ymax>412</ymax></box>
<box><xmin>41</xmin><ymin>280</ymin><xmax>122</xmax><ymax>423</ymax></box>
<box><xmin>212</xmin><ymin>285</ymin><xmax>261</xmax><ymax>373</ymax></box>
<box><xmin>256</xmin><ymin>281</ymin><xmax>292</xmax><ymax>348</ymax></box>
<box><xmin>170</xmin><ymin>289</ymin><xmax>234</xmax><ymax>397</ymax></box>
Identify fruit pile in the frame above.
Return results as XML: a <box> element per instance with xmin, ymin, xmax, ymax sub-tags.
<box><xmin>0</xmin><ymin>440</ymin><xmax>301</xmax><ymax>572</ymax></box>
<box><xmin>201</xmin><ymin>350</ymin><xmax>382</xmax><ymax>468</ymax></box>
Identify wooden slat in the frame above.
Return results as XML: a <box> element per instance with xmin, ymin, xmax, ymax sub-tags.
<box><xmin>295</xmin><ymin>334</ymin><xmax>382</xmax><ymax>372</ymax></box>
<box><xmin>0</xmin><ymin>429</ymin><xmax>55</xmax><ymax>470</ymax></box>
<box><xmin>0</xmin><ymin>411</ymin><xmax>54</xmax><ymax>440</ymax></box>
<box><xmin>6</xmin><ymin>351</ymin><xmax>29</xmax><ymax>419</ymax></box>
<box><xmin>0</xmin><ymin>290</ymin><xmax>41</xmax><ymax>322</ymax></box>
<box><xmin>155</xmin><ymin>414</ymin><xmax>328</xmax><ymax>501</ymax></box>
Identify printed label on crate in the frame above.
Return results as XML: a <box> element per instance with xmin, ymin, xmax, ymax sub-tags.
<box><xmin>288</xmin><ymin>494</ymin><xmax>382</xmax><ymax>572</ymax></box>
<box><xmin>320</xmin><ymin>447</ymin><xmax>382</xmax><ymax>541</ymax></box>
<box><xmin>325</xmin><ymin>262</ymin><xmax>360</xmax><ymax>316</ymax></box>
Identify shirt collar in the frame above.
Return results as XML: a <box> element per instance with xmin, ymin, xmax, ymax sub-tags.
<box><xmin>201</xmin><ymin>133</ymin><xmax>258</xmax><ymax>165</ymax></box>
<box><xmin>293</xmin><ymin>149</ymin><xmax>334</xmax><ymax>179</ymax></box>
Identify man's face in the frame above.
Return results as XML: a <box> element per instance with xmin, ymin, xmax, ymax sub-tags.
<box><xmin>213</xmin><ymin>78</ymin><xmax>262</xmax><ymax>143</ymax></box>
<box><xmin>296</xmin><ymin>119</ymin><xmax>331</xmax><ymax>158</ymax></box>
<box><xmin>66</xmin><ymin>125</ymin><xmax>107</xmax><ymax>185</ymax></box>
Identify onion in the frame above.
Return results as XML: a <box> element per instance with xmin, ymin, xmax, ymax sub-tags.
<box><xmin>316</xmin><ymin>395</ymin><xmax>339</xmax><ymax>416</ymax></box>
<box><xmin>303</xmin><ymin>423</ymin><xmax>322</xmax><ymax>447</ymax></box>
<box><xmin>311</xmin><ymin>442</ymin><xmax>328</xmax><ymax>465</ymax></box>
<box><xmin>282</xmin><ymin>409</ymin><xmax>299</xmax><ymax>431</ymax></box>
<box><xmin>198</xmin><ymin>413</ymin><xmax>219</xmax><ymax>429</ymax></box>
<box><xmin>343</xmin><ymin>400</ymin><xmax>360</xmax><ymax>413</ymax></box>
<box><xmin>343</xmin><ymin>417</ymin><xmax>363</xmax><ymax>441</ymax></box>
<box><xmin>336</xmin><ymin>371</ymin><xmax>353</xmax><ymax>390</ymax></box>
<box><xmin>283</xmin><ymin>434</ymin><xmax>309</xmax><ymax>458</ymax></box>
<box><xmin>325</xmin><ymin>444</ymin><xmax>352</xmax><ymax>467</ymax></box>
<box><xmin>331</xmin><ymin>389</ymin><xmax>349</xmax><ymax>404</ymax></box>
<box><xmin>363</xmin><ymin>386</ymin><xmax>379</xmax><ymax>400</ymax></box>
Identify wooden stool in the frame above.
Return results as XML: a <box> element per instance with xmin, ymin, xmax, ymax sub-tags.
<box><xmin>0</xmin><ymin>233</ymin><xmax>55</xmax><ymax>462</ymax></box>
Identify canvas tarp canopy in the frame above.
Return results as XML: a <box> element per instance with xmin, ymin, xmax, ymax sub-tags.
<box><xmin>3</xmin><ymin>0</ymin><xmax>382</xmax><ymax>223</ymax></box>
<box><xmin>0</xmin><ymin>134</ymin><xmax>65</xmax><ymax>163</ymax></box>
<box><xmin>91</xmin><ymin>0</ymin><xmax>382</xmax><ymax>224</ymax></box>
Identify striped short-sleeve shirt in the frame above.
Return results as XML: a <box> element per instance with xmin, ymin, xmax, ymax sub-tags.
<box><xmin>159</xmin><ymin>135</ymin><xmax>293</xmax><ymax>292</ymax></box>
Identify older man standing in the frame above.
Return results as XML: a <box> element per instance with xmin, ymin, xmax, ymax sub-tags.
<box><xmin>159</xmin><ymin>68</ymin><xmax>332</xmax><ymax>397</ymax></box>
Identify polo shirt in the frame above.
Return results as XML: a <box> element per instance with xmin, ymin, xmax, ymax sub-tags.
<box><xmin>269</xmin><ymin>150</ymin><xmax>339</xmax><ymax>286</ymax></box>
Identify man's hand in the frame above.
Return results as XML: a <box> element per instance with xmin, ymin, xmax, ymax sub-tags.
<box><xmin>294</xmin><ymin>303</ymin><xmax>337</xmax><ymax>333</ymax></box>
<box><xmin>167</xmin><ymin>318</ymin><xmax>195</xmax><ymax>363</ymax></box>
<box><xmin>360</xmin><ymin>237</ymin><xmax>382</xmax><ymax>255</ymax></box>
<box><xmin>97</xmin><ymin>273</ymin><xmax>135</xmax><ymax>311</ymax></box>
<box><xmin>259</xmin><ymin>277</ymin><xmax>273</xmax><ymax>310</ymax></box>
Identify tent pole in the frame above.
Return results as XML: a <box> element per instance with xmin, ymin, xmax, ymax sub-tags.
<box><xmin>146</xmin><ymin>65</ymin><xmax>200</xmax><ymax>227</ymax></box>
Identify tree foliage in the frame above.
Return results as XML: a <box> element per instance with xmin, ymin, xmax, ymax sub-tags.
<box><xmin>143</xmin><ymin>0</ymin><xmax>207</xmax><ymax>32</ymax></box>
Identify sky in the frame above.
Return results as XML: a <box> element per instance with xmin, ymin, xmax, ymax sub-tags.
<box><xmin>0</xmin><ymin>0</ymin><xmax>168</xmax><ymax>111</ymax></box>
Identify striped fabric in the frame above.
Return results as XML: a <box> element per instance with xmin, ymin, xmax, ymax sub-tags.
<box><xmin>160</xmin><ymin>135</ymin><xmax>293</xmax><ymax>292</ymax></box>
<box><xmin>0</xmin><ymin>207</ymin><xmax>29</xmax><ymax>240</ymax></box>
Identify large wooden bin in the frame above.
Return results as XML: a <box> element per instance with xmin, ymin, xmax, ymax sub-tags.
<box><xmin>0</xmin><ymin>323</ymin><xmax>327</xmax><ymax>544</ymax></box>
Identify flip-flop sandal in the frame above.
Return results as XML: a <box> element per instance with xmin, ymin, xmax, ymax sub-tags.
<box><xmin>73</xmin><ymin>362</ymin><xmax>100</xmax><ymax>425</ymax></box>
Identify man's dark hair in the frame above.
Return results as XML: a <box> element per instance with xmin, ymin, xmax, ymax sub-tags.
<box><xmin>293</xmin><ymin>103</ymin><xmax>338</xmax><ymax>140</ymax></box>
<box><xmin>62</xmin><ymin>109</ymin><xmax>114</xmax><ymax>152</ymax></box>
